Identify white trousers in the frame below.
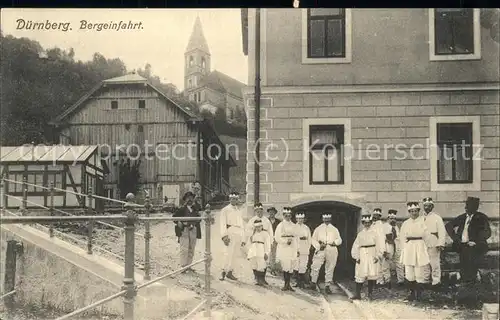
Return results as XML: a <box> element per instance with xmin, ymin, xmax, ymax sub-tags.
<box><xmin>310</xmin><ymin>246</ymin><xmax>338</xmax><ymax>285</ymax></box>
<box><xmin>294</xmin><ymin>254</ymin><xmax>309</xmax><ymax>273</ymax></box>
<box><xmin>378</xmin><ymin>254</ymin><xmax>392</xmax><ymax>284</ymax></box>
<box><xmin>223</xmin><ymin>227</ymin><xmax>242</xmax><ymax>272</ymax></box>
<box><xmin>423</xmin><ymin>247</ymin><xmax>441</xmax><ymax>285</ymax></box>
<box><xmin>390</xmin><ymin>245</ymin><xmax>405</xmax><ymax>283</ymax></box>
<box><xmin>249</xmin><ymin>257</ymin><xmax>266</xmax><ymax>272</ymax></box>
<box><xmin>405</xmin><ymin>265</ymin><xmax>426</xmax><ymax>283</ymax></box>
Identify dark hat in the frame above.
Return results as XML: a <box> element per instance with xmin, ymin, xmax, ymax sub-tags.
<box><xmin>267</xmin><ymin>207</ymin><xmax>277</xmax><ymax>213</ymax></box>
<box><xmin>182</xmin><ymin>191</ymin><xmax>195</xmax><ymax>201</ymax></box>
<box><xmin>466</xmin><ymin>196</ymin><xmax>480</xmax><ymax>205</ymax></box>
<box><xmin>388</xmin><ymin>209</ymin><xmax>397</xmax><ymax>214</ymax></box>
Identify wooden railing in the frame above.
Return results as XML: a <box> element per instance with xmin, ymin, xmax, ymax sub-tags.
<box><xmin>0</xmin><ymin>177</ymin><xmax>213</xmax><ymax>320</ymax></box>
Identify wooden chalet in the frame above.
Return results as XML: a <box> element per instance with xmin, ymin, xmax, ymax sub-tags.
<box><xmin>49</xmin><ymin>73</ymin><xmax>236</xmax><ymax>205</ymax></box>
<box><xmin>0</xmin><ymin>145</ymin><xmax>109</xmax><ymax>210</ymax></box>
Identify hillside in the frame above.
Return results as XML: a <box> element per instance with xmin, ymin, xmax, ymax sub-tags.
<box><xmin>219</xmin><ymin>135</ymin><xmax>247</xmax><ymax>193</ymax></box>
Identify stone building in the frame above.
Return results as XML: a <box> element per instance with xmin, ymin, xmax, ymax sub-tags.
<box><xmin>241</xmin><ymin>9</ymin><xmax>499</xmax><ymax>273</ymax></box>
<box><xmin>184</xmin><ymin>16</ymin><xmax>246</xmax><ymax>124</ymax></box>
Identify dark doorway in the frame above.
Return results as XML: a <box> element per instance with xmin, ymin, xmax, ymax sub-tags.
<box><xmin>292</xmin><ymin>201</ymin><xmax>361</xmax><ymax>282</ymax></box>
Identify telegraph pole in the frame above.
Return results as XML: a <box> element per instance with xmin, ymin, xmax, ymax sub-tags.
<box><xmin>254</xmin><ymin>8</ymin><xmax>261</xmax><ymax>204</ymax></box>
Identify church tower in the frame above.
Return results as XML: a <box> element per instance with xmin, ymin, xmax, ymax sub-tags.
<box><xmin>184</xmin><ymin>16</ymin><xmax>211</xmax><ymax>97</ymax></box>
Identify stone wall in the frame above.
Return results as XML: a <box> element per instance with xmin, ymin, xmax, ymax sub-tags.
<box><xmin>245</xmin><ymin>90</ymin><xmax>499</xmax><ymax>220</ymax></box>
<box><xmin>0</xmin><ymin>229</ymin><xmax>121</xmax><ymax>317</ymax></box>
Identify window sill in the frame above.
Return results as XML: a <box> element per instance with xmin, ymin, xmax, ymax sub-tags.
<box><xmin>302</xmin><ymin>182</ymin><xmax>352</xmax><ymax>193</ymax></box>
<box><xmin>302</xmin><ymin>56</ymin><xmax>352</xmax><ymax>64</ymax></box>
<box><xmin>430</xmin><ymin>181</ymin><xmax>481</xmax><ymax>192</ymax></box>
<box><xmin>430</xmin><ymin>53</ymin><xmax>481</xmax><ymax>61</ymax></box>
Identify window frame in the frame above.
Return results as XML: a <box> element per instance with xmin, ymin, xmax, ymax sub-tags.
<box><xmin>429</xmin><ymin>116</ymin><xmax>481</xmax><ymax>192</ymax></box>
<box><xmin>138</xmin><ymin>100</ymin><xmax>146</xmax><ymax>109</ymax></box>
<box><xmin>436</xmin><ymin>122</ymin><xmax>474</xmax><ymax>184</ymax></box>
<box><xmin>302</xmin><ymin>118</ymin><xmax>351</xmax><ymax>193</ymax></box>
<box><xmin>428</xmin><ymin>8</ymin><xmax>481</xmax><ymax>61</ymax></box>
<box><xmin>309</xmin><ymin>124</ymin><xmax>345</xmax><ymax>185</ymax></box>
<box><xmin>111</xmin><ymin>100</ymin><xmax>118</xmax><ymax>110</ymax></box>
<box><xmin>301</xmin><ymin>8</ymin><xmax>352</xmax><ymax>64</ymax></box>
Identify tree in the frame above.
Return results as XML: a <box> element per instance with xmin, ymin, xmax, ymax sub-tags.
<box><xmin>118</xmin><ymin>158</ymin><xmax>142</xmax><ymax>199</ymax></box>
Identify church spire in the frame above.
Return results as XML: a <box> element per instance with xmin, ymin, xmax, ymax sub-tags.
<box><xmin>185</xmin><ymin>16</ymin><xmax>210</xmax><ymax>54</ymax></box>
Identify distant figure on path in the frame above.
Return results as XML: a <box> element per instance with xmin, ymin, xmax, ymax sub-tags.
<box><xmin>173</xmin><ymin>191</ymin><xmax>202</xmax><ymax>272</ymax></box>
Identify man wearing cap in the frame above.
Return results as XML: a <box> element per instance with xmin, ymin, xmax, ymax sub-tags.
<box><xmin>267</xmin><ymin>207</ymin><xmax>281</xmax><ymax>275</ymax></box>
<box><xmin>173</xmin><ymin>191</ymin><xmax>203</xmax><ymax>271</ymax></box>
<box><xmin>387</xmin><ymin>209</ymin><xmax>405</xmax><ymax>286</ymax></box>
<box><xmin>371</xmin><ymin>208</ymin><xmax>392</xmax><ymax>287</ymax></box>
<box><xmin>309</xmin><ymin>213</ymin><xmax>342</xmax><ymax>294</ymax></box>
<box><xmin>293</xmin><ymin>212</ymin><xmax>312</xmax><ymax>289</ymax></box>
<box><xmin>219</xmin><ymin>191</ymin><xmax>245</xmax><ymax>281</ymax></box>
<box><xmin>400</xmin><ymin>202</ymin><xmax>431</xmax><ymax>301</ymax></box>
<box><xmin>421</xmin><ymin>197</ymin><xmax>446</xmax><ymax>288</ymax></box>
<box><xmin>445</xmin><ymin>197</ymin><xmax>491</xmax><ymax>285</ymax></box>
<box><xmin>246</xmin><ymin>219</ymin><xmax>271</xmax><ymax>286</ymax></box>
<box><xmin>351</xmin><ymin>213</ymin><xmax>384</xmax><ymax>300</ymax></box>
<box><xmin>244</xmin><ymin>203</ymin><xmax>273</xmax><ymax>284</ymax></box>
<box><xmin>275</xmin><ymin>207</ymin><xmax>299</xmax><ymax>291</ymax></box>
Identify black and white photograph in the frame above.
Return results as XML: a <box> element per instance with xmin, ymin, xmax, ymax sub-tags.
<box><xmin>0</xmin><ymin>7</ymin><xmax>499</xmax><ymax>320</ymax></box>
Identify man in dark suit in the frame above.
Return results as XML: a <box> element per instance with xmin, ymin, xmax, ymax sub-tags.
<box><xmin>445</xmin><ymin>196</ymin><xmax>491</xmax><ymax>284</ymax></box>
<box><xmin>173</xmin><ymin>191</ymin><xmax>202</xmax><ymax>272</ymax></box>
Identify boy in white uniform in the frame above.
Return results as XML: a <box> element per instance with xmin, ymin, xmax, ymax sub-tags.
<box><xmin>246</xmin><ymin>219</ymin><xmax>271</xmax><ymax>286</ymax></box>
<box><xmin>351</xmin><ymin>213</ymin><xmax>384</xmax><ymax>300</ymax></box>
<box><xmin>293</xmin><ymin>212</ymin><xmax>312</xmax><ymax>289</ymax></box>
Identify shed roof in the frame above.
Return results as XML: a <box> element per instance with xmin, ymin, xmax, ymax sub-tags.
<box><xmin>0</xmin><ymin>145</ymin><xmax>100</xmax><ymax>163</ymax></box>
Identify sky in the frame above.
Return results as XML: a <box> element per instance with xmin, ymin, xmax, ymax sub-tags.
<box><xmin>1</xmin><ymin>9</ymin><xmax>248</xmax><ymax>90</ymax></box>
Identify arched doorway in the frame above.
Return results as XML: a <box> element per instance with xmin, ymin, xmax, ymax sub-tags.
<box><xmin>291</xmin><ymin>200</ymin><xmax>362</xmax><ymax>281</ymax></box>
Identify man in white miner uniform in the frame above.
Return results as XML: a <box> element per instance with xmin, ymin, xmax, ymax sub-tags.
<box><xmin>219</xmin><ymin>191</ymin><xmax>245</xmax><ymax>281</ymax></box>
<box><xmin>421</xmin><ymin>197</ymin><xmax>446</xmax><ymax>288</ymax></box>
<box><xmin>351</xmin><ymin>213</ymin><xmax>384</xmax><ymax>300</ymax></box>
<box><xmin>309</xmin><ymin>213</ymin><xmax>342</xmax><ymax>294</ymax></box>
<box><xmin>293</xmin><ymin>211</ymin><xmax>312</xmax><ymax>289</ymax></box>
<box><xmin>400</xmin><ymin>201</ymin><xmax>431</xmax><ymax>302</ymax></box>
<box><xmin>274</xmin><ymin>207</ymin><xmax>299</xmax><ymax>291</ymax></box>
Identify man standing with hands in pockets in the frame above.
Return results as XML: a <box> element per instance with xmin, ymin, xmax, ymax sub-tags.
<box><xmin>219</xmin><ymin>191</ymin><xmax>245</xmax><ymax>281</ymax></box>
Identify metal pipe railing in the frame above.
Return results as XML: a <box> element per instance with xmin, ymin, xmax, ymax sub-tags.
<box><xmin>0</xmin><ymin>290</ymin><xmax>16</xmax><ymax>299</ymax></box>
<box><xmin>54</xmin><ymin>289</ymin><xmax>127</xmax><ymax>320</ymax></box>
<box><xmin>1</xmin><ymin>177</ymin><xmax>213</xmax><ymax>320</ymax></box>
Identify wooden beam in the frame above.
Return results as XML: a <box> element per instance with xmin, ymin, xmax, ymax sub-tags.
<box><xmin>65</xmin><ymin>164</ymin><xmax>83</xmax><ymax>206</ymax></box>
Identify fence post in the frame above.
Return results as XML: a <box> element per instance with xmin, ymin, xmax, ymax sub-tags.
<box><xmin>1</xmin><ymin>175</ymin><xmax>6</xmax><ymax>213</ymax></box>
<box><xmin>21</xmin><ymin>177</ymin><xmax>28</xmax><ymax>216</ymax></box>
<box><xmin>204</xmin><ymin>204</ymin><xmax>212</xmax><ymax>318</ymax></box>
<box><xmin>49</xmin><ymin>182</ymin><xmax>55</xmax><ymax>238</ymax></box>
<box><xmin>123</xmin><ymin>198</ymin><xmax>137</xmax><ymax>320</ymax></box>
<box><xmin>144</xmin><ymin>193</ymin><xmax>152</xmax><ymax>281</ymax></box>
<box><xmin>87</xmin><ymin>187</ymin><xmax>94</xmax><ymax>255</ymax></box>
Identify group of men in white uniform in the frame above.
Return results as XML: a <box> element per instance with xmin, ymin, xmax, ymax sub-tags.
<box><xmin>352</xmin><ymin>197</ymin><xmax>447</xmax><ymax>301</ymax></box>
<box><xmin>217</xmin><ymin>192</ymin><xmax>447</xmax><ymax>300</ymax></box>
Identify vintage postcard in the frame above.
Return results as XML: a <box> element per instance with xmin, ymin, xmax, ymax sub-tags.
<box><xmin>0</xmin><ymin>8</ymin><xmax>499</xmax><ymax>320</ymax></box>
